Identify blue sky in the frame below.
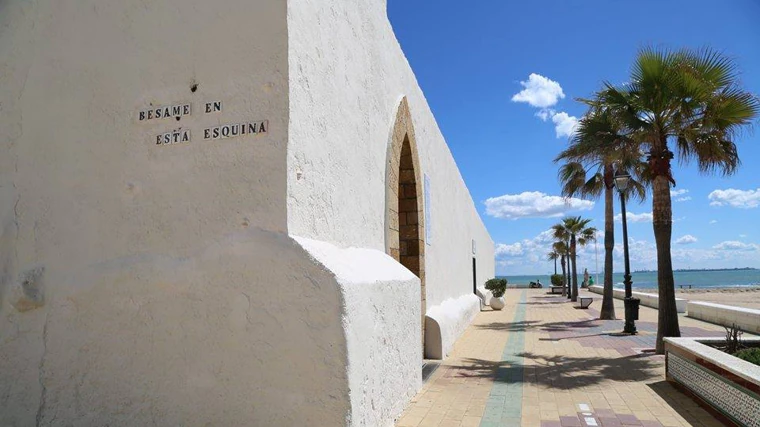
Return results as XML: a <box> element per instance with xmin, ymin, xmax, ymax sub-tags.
<box><xmin>388</xmin><ymin>0</ymin><xmax>760</xmax><ymax>275</ymax></box>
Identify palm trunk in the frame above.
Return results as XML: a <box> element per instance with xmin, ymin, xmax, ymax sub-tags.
<box><xmin>566</xmin><ymin>242</ymin><xmax>572</xmax><ymax>300</ymax></box>
<box><xmin>653</xmin><ymin>170</ymin><xmax>680</xmax><ymax>353</ymax></box>
<box><xmin>600</xmin><ymin>166</ymin><xmax>616</xmax><ymax>320</ymax></box>
<box><xmin>571</xmin><ymin>235</ymin><xmax>578</xmax><ymax>302</ymax></box>
<box><xmin>560</xmin><ymin>255</ymin><xmax>567</xmax><ymax>297</ymax></box>
<box><xmin>554</xmin><ymin>258</ymin><xmax>557</xmax><ymax>275</ymax></box>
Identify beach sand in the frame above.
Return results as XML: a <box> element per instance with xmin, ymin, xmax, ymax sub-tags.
<box><xmin>634</xmin><ymin>286</ymin><xmax>760</xmax><ymax>310</ymax></box>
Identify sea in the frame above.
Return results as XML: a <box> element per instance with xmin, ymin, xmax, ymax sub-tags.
<box><xmin>501</xmin><ymin>269</ymin><xmax>760</xmax><ymax>290</ymax></box>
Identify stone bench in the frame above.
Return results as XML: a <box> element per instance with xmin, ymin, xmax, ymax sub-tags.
<box><xmin>588</xmin><ymin>285</ymin><xmax>687</xmax><ymax>313</ymax></box>
<box><xmin>549</xmin><ymin>286</ymin><xmax>564</xmax><ymax>295</ymax></box>
<box><xmin>686</xmin><ymin>301</ymin><xmax>760</xmax><ymax>334</ymax></box>
<box><xmin>578</xmin><ymin>296</ymin><xmax>594</xmax><ymax>309</ymax></box>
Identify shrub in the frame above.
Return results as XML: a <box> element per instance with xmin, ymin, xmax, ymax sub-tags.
<box><xmin>485</xmin><ymin>278</ymin><xmax>507</xmax><ymax>298</ymax></box>
<box><xmin>550</xmin><ymin>274</ymin><xmax>565</xmax><ymax>286</ymax></box>
<box><xmin>724</xmin><ymin>324</ymin><xmax>744</xmax><ymax>354</ymax></box>
<box><xmin>734</xmin><ymin>347</ymin><xmax>760</xmax><ymax>366</ymax></box>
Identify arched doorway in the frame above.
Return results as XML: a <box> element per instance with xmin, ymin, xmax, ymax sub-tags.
<box><xmin>398</xmin><ymin>137</ymin><xmax>421</xmax><ymax>278</ymax></box>
<box><xmin>385</xmin><ymin>97</ymin><xmax>426</xmax><ymax>353</ymax></box>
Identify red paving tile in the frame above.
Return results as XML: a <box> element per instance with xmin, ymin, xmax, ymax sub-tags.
<box><xmin>617</xmin><ymin>413</ymin><xmax>643</xmax><ymax>426</ymax></box>
<box><xmin>560</xmin><ymin>415</ymin><xmax>583</xmax><ymax>426</ymax></box>
<box><xmin>598</xmin><ymin>417</ymin><xmax>623</xmax><ymax>426</ymax></box>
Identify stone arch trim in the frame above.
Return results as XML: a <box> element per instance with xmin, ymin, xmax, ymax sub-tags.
<box><xmin>385</xmin><ymin>97</ymin><xmax>426</xmax><ymax>350</ymax></box>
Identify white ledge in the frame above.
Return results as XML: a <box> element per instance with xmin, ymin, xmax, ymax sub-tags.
<box><xmin>686</xmin><ymin>301</ymin><xmax>760</xmax><ymax>334</ymax></box>
<box><xmin>664</xmin><ymin>337</ymin><xmax>760</xmax><ymax>386</ymax></box>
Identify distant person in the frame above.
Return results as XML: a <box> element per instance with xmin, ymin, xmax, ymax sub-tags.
<box><xmin>583</xmin><ymin>268</ymin><xmax>590</xmax><ymax>288</ymax></box>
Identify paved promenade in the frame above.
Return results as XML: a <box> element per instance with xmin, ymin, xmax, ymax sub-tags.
<box><xmin>396</xmin><ymin>288</ymin><xmax>730</xmax><ymax>427</ymax></box>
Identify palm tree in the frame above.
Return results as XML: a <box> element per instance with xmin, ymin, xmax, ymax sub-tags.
<box><xmin>552</xmin><ymin>241</ymin><xmax>569</xmax><ymax>297</ymax></box>
<box><xmin>595</xmin><ymin>47</ymin><xmax>760</xmax><ymax>352</ymax></box>
<box><xmin>547</xmin><ymin>250</ymin><xmax>559</xmax><ymax>275</ymax></box>
<box><xmin>556</xmin><ymin>107</ymin><xmax>647</xmax><ymax>320</ymax></box>
<box><xmin>554</xmin><ymin>217</ymin><xmax>597</xmax><ymax>301</ymax></box>
<box><xmin>551</xmin><ymin>225</ymin><xmax>571</xmax><ymax>298</ymax></box>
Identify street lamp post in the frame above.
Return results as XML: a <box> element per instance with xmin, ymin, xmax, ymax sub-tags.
<box><xmin>614</xmin><ymin>169</ymin><xmax>639</xmax><ymax>335</ymax></box>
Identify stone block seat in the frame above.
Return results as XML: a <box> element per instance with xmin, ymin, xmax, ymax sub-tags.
<box><xmin>578</xmin><ymin>296</ymin><xmax>594</xmax><ymax>309</ymax></box>
<box><xmin>549</xmin><ymin>286</ymin><xmax>564</xmax><ymax>295</ymax></box>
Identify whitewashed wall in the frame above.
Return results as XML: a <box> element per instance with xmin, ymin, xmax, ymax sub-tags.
<box><xmin>287</xmin><ymin>0</ymin><xmax>495</xmax><ymax>343</ymax></box>
<box><xmin>1</xmin><ymin>0</ymin><xmax>496</xmax><ymax>425</ymax></box>
<box><xmin>0</xmin><ymin>1</ymin><xmax>358</xmax><ymax>426</ymax></box>
<box><xmin>287</xmin><ymin>2</ymin><xmax>495</xmax><ymax>424</ymax></box>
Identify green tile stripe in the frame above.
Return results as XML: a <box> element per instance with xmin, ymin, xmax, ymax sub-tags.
<box><xmin>480</xmin><ymin>290</ymin><xmax>527</xmax><ymax>427</ymax></box>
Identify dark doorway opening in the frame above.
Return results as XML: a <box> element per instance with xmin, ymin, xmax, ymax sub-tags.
<box><xmin>472</xmin><ymin>257</ymin><xmax>477</xmax><ymax>294</ymax></box>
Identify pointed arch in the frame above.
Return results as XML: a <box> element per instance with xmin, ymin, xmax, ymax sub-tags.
<box><xmin>385</xmin><ymin>97</ymin><xmax>426</xmax><ymax>351</ymax></box>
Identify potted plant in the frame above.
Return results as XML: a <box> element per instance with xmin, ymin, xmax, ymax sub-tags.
<box><xmin>550</xmin><ymin>274</ymin><xmax>564</xmax><ymax>287</ymax></box>
<box><xmin>485</xmin><ymin>278</ymin><xmax>507</xmax><ymax>310</ymax></box>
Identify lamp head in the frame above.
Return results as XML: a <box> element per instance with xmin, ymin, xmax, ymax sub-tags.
<box><xmin>614</xmin><ymin>170</ymin><xmax>631</xmax><ymax>192</ymax></box>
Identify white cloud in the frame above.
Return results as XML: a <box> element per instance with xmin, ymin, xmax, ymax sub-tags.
<box><xmin>708</xmin><ymin>188</ymin><xmax>760</xmax><ymax>209</ymax></box>
<box><xmin>534</xmin><ymin>108</ymin><xmax>578</xmax><ymax>138</ymax></box>
<box><xmin>535</xmin><ymin>109</ymin><xmax>553</xmax><ymax>121</ymax></box>
<box><xmin>496</xmin><ymin>230</ymin><xmax>760</xmax><ymax>275</ymax></box>
<box><xmin>675</xmin><ymin>235</ymin><xmax>698</xmax><ymax>245</ymax></box>
<box><xmin>485</xmin><ymin>191</ymin><xmax>594</xmax><ymax>220</ymax></box>
<box><xmin>495</xmin><ymin>243</ymin><xmax>524</xmax><ymax>257</ymax></box>
<box><xmin>670</xmin><ymin>189</ymin><xmax>691</xmax><ymax>202</ymax></box>
<box><xmin>710</xmin><ymin>220</ymin><xmax>718</xmax><ymax>224</ymax></box>
<box><xmin>511</xmin><ymin>73</ymin><xmax>565</xmax><ymax>108</ymax></box>
<box><xmin>614</xmin><ymin>212</ymin><xmax>653</xmax><ymax>223</ymax></box>
<box><xmin>740</xmin><ymin>234</ymin><xmax>747</xmax><ymax>238</ymax></box>
<box><xmin>712</xmin><ymin>241</ymin><xmax>760</xmax><ymax>251</ymax></box>
<box><xmin>496</xmin><ymin>229</ymin><xmax>590</xmax><ymax>273</ymax></box>
<box><xmin>512</xmin><ymin>74</ymin><xmax>577</xmax><ymax>139</ymax></box>
<box><xmin>551</xmin><ymin>112</ymin><xmax>579</xmax><ymax>138</ymax></box>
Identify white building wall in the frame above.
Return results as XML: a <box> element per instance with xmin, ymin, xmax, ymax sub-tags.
<box><xmin>286</xmin><ymin>0</ymin><xmax>495</xmax><ymax>341</ymax></box>
<box><xmin>1</xmin><ymin>0</ymin><xmax>496</xmax><ymax>425</ymax></box>
<box><xmin>0</xmin><ymin>1</ymin><xmax>357</xmax><ymax>426</ymax></box>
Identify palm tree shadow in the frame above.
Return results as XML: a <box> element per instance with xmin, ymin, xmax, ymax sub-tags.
<box><xmin>475</xmin><ymin>318</ymin><xmax>606</xmax><ymax>333</ymax></box>
<box><xmin>451</xmin><ymin>352</ymin><xmax>662</xmax><ymax>390</ymax></box>
<box><xmin>539</xmin><ymin>319</ymin><xmax>605</xmax><ymax>332</ymax></box>
<box><xmin>475</xmin><ymin>320</ymin><xmax>540</xmax><ymax>332</ymax></box>
<box><xmin>538</xmin><ymin>332</ymin><xmax>610</xmax><ymax>341</ymax></box>
<box><xmin>519</xmin><ymin>300</ymin><xmax>568</xmax><ymax>306</ymax></box>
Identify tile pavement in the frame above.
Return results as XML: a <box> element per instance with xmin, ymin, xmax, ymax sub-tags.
<box><xmin>396</xmin><ymin>288</ymin><xmax>734</xmax><ymax>427</ymax></box>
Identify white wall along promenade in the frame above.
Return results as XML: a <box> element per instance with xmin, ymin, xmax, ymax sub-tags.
<box><xmin>0</xmin><ymin>0</ymin><xmax>495</xmax><ymax>426</ymax></box>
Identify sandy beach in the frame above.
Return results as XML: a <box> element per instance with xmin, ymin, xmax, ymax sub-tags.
<box><xmin>633</xmin><ymin>286</ymin><xmax>760</xmax><ymax>310</ymax></box>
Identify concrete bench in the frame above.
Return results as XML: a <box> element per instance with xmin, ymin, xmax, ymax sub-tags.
<box><xmin>588</xmin><ymin>285</ymin><xmax>686</xmax><ymax>313</ymax></box>
<box><xmin>549</xmin><ymin>286</ymin><xmax>564</xmax><ymax>295</ymax></box>
<box><xmin>687</xmin><ymin>301</ymin><xmax>760</xmax><ymax>334</ymax></box>
<box><xmin>578</xmin><ymin>296</ymin><xmax>594</xmax><ymax>309</ymax></box>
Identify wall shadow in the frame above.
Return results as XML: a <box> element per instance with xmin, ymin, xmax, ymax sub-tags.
<box><xmin>648</xmin><ymin>380</ymin><xmax>719</xmax><ymax>426</ymax></box>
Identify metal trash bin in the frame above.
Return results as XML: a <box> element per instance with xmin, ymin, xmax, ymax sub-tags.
<box><xmin>624</xmin><ymin>297</ymin><xmax>641</xmax><ymax>320</ymax></box>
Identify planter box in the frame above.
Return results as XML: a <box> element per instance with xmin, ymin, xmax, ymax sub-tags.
<box><xmin>588</xmin><ymin>285</ymin><xmax>686</xmax><ymax>313</ymax></box>
<box><xmin>664</xmin><ymin>337</ymin><xmax>760</xmax><ymax>426</ymax></box>
<box><xmin>687</xmin><ymin>301</ymin><xmax>760</xmax><ymax>335</ymax></box>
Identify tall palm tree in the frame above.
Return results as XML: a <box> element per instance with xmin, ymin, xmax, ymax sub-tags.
<box><xmin>556</xmin><ymin>107</ymin><xmax>647</xmax><ymax>320</ymax></box>
<box><xmin>595</xmin><ymin>47</ymin><xmax>760</xmax><ymax>352</ymax></box>
<box><xmin>553</xmin><ymin>217</ymin><xmax>597</xmax><ymax>302</ymax></box>
<box><xmin>552</xmin><ymin>241</ymin><xmax>569</xmax><ymax>296</ymax></box>
<box><xmin>551</xmin><ymin>225</ymin><xmax>571</xmax><ymax>298</ymax></box>
<box><xmin>547</xmin><ymin>250</ymin><xmax>559</xmax><ymax>275</ymax></box>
